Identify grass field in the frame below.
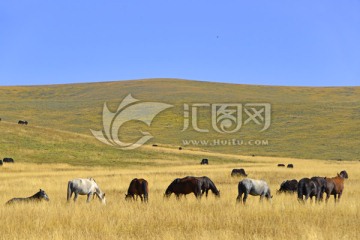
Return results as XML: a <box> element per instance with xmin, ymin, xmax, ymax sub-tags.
<box><xmin>0</xmin><ymin>79</ymin><xmax>359</xmax><ymax>160</ymax></box>
<box><xmin>0</xmin><ymin>79</ymin><xmax>359</xmax><ymax>239</ymax></box>
<box><xmin>0</xmin><ymin>158</ymin><xmax>358</xmax><ymax>240</ymax></box>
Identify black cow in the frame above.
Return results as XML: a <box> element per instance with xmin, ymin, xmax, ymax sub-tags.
<box><xmin>277</xmin><ymin>164</ymin><xmax>285</xmax><ymax>167</ymax></box>
<box><xmin>3</xmin><ymin>158</ymin><xmax>14</xmax><ymax>163</ymax></box>
<box><xmin>231</xmin><ymin>169</ymin><xmax>248</xmax><ymax>177</ymax></box>
<box><xmin>200</xmin><ymin>159</ymin><xmax>208</xmax><ymax>165</ymax></box>
<box><xmin>287</xmin><ymin>164</ymin><xmax>294</xmax><ymax>168</ymax></box>
<box><xmin>18</xmin><ymin>120</ymin><xmax>28</xmax><ymax>125</ymax></box>
<box><xmin>277</xmin><ymin>179</ymin><xmax>298</xmax><ymax>193</ymax></box>
<box><xmin>152</xmin><ymin>144</ymin><xmax>158</xmax><ymax>147</ymax></box>
<box><xmin>178</xmin><ymin>147</ymin><xmax>182</xmax><ymax>150</ymax></box>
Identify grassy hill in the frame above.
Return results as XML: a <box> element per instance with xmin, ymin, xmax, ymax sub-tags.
<box><xmin>0</xmin><ymin>79</ymin><xmax>359</xmax><ymax>162</ymax></box>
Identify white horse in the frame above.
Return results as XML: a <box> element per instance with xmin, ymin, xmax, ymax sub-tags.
<box><xmin>236</xmin><ymin>178</ymin><xmax>272</xmax><ymax>204</ymax></box>
<box><xmin>67</xmin><ymin>178</ymin><xmax>106</xmax><ymax>204</ymax></box>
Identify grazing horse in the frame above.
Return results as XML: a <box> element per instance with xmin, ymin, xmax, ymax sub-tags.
<box><xmin>231</xmin><ymin>168</ymin><xmax>248</xmax><ymax>177</ymax></box>
<box><xmin>125</xmin><ymin>178</ymin><xmax>149</xmax><ymax>202</ymax></box>
<box><xmin>325</xmin><ymin>173</ymin><xmax>345</xmax><ymax>203</ymax></box>
<box><xmin>236</xmin><ymin>178</ymin><xmax>272</xmax><ymax>204</ymax></box>
<box><xmin>67</xmin><ymin>178</ymin><xmax>106</xmax><ymax>204</ymax></box>
<box><xmin>297</xmin><ymin>178</ymin><xmax>323</xmax><ymax>202</ymax></box>
<box><xmin>277</xmin><ymin>179</ymin><xmax>298</xmax><ymax>193</ymax></box>
<box><xmin>164</xmin><ymin>177</ymin><xmax>202</xmax><ymax>199</ymax></box>
<box><xmin>196</xmin><ymin>176</ymin><xmax>220</xmax><ymax>197</ymax></box>
<box><xmin>6</xmin><ymin>189</ymin><xmax>49</xmax><ymax>204</ymax></box>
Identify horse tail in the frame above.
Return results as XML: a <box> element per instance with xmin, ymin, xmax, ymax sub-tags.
<box><xmin>237</xmin><ymin>181</ymin><xmax>244</xmax><ymax>202</ymax></box>
<box><xmin>142</xmin><ymin>180</ymin><xmax>149</xmax><ymax>202</ymax></box>
<box><xmin>67</xmin><ymin>181</ymin><xmax>72</xmax><ymax>201</ymax></box>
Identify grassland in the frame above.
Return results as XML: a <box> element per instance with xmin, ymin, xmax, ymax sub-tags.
<box><xmin>0</xmin><ymin>79</ymin><xmax>359</xmax><ymax>160</ymax></box>
<box><xmin>0</xmin><ymin>79</ymin><xmax>359</xmax><ymax>239</ymax></box>
<box><xmin>0</xmin><ymin>159</ymin><xmax>359</xmax><ymax>240</ymax></box>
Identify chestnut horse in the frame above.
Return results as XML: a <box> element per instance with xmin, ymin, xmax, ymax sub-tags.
<box><xmin>325</xmin><ymin>173</ymin><xmax>346</xmax><ymax>203</ymax></box>
<box><xmin>125</xmin><ymin>178</ymin><xmax>149</xmax><ymax>202</ymax></box>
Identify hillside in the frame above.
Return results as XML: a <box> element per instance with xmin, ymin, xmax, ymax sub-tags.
<box><xmin>0</xmin><ymin>79</ymin><xmax>359</xmax><ymax>161</ymax></box>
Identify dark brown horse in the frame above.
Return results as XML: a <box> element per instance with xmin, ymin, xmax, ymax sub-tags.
<box><xmin>189</xmin><ymin>176</ymin><xmax>220</xmax><ymax>197</ymax></box>
<box><xmin>325</xmin><ymin>173</ymin><xmax>345</xmax><ymax>203</ymax></box>
<box><xmin>125</xmin><ymin>178</ymin><xmax>149</xmax><ymax>202</ymax></box>
<box><xmin>164</xmin><ymin>177</ymin><xmax>202</xmax><ymax>199</ymax></box>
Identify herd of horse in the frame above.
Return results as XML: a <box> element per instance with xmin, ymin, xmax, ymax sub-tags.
<box><xmin>4</xmin><ymin>170</ymin><xmax>348</xmax><ymax>205</ymax></box>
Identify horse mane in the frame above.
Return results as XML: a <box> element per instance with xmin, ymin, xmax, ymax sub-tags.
<box><xmin>89</xmin><ymin>177</ymin><xmax>96</xmax><ymax>183</ymax></box>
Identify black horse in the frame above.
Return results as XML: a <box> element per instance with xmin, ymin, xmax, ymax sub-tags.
<box><xmin>6</xmin><ymin>189</ymin><xmax>50</xmax><ymax>205</ymax></box>
<box><xmin>196</xmin><ymin>176</ymin><xmax>220</xmax><ymax>197</ymax></box>
<box><xmin>297</xmin><ymin>178</ymin><xmax>322</xmax><ymax>203</ymax></box>
<box><xmin>310</xmin><ymin>176</ymin><xmax>327</xmax><ymax>201</ymax></box>
<box><xmin>277</xmin><ymin>179</ymin><xmax>298</xmax><ymax>193</ymax></box>
<box><xmin>164</xmin><ymin>177</ymin><xmax>202</xmax><ymax>199</ymax></box>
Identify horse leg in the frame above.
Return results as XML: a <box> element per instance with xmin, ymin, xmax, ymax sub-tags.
<box><xmin>236</xmin><ymin>193</ymin><xmax>243</xmax><ymax>204</ymax></box>
<box><xmin>139</xmin><ymin>194</ymin><xmax>143</xmax><ymax>202</ymax></box>
<box><xmin>260</xmin><ymin>194</ymin><xmax>264</xmax><ymax>202</ymax></box>
<box><xmin>325</xmin><ymin>192</ymin><xmax>330</xmax><ymax>203</ymax></box>
<box><xmin>243</xmin><ymin>192</ymin><xmax>248</xmax><ymax>205</ymax></box>
<box><xmin>73</xmin><ymin>193</ymin><xmax>78</xmax><ymax>203</ymax></box>
<box><xmin>87</xmin><ymin>193</ymin><xmax>92</xmax><ymax>203</ymax></box>
<box><xmin>205</xmin><ymin>189</ymin><xmax>209</xmax><ymax>198</ymax></box>
<box><xmin>333</xmin><ymin>194</ymin><xmax>337</xmax><ymax>203</ymax></box>
<box><xmin>337</xmin><ymin>191</ymin><xmax>342</xmax><ymax>203</ymax></box>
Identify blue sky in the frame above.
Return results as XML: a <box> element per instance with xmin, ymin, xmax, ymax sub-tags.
<box><xmin>1</xmin><ymin>1</ymin><xmax>359</xmax><ymax>86</ymax></box>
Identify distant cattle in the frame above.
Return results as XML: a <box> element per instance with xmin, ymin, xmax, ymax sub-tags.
<box><xmin>178</xmin><ymin>147</ymin><xmax>182</xmax><ymax>150</ymax></box>
<box><xmin>18</xmin><ymin>120</ymin><xmax>28</xmax><ymax>125</ymax></box>
<box><xmin>200</xmin><ymin>159</ymin><xmax>208</xmax><ymax>165</ymax></box>
<box><xmin>152</xmin><ymin>144</ymin><xmax>158</xmax><ymax>147</ymax></box>
<box><xmin>339</xmin><ymin>170</ymin><xmax>348</xmax><ymax>179</ymax></box>
<box><xmin>125</xmin><ymin>178</ymin><xmax>149</xmax><ymax>203</ymax></box>
<box><xmin>277</xmin><ymin>164</ymin><xmax>285</xmax><ymax>167</ymax></box>
<box><xmin>231</xmin><ymin>169</ymin><xmax>248</xmax><ymax>177</ymax></box>
<box><xmin>3</xmin><ymin>158</ymin><xmax>14</xmax><ymax>163</ymax></box>
<box><xmin>277</xmin><ymin>179</ymin><xmax>298</xmax><ymax>193</ymax></box>
<box><xmin>287</xmin><ymin>164</ymin><xmax>294</xmax><ymax>168</ymax></box>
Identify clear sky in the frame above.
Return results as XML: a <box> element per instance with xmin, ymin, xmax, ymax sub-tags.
<box><xmin>1</xmin><ymin>1</ymin><xmax>359</xmax><ymax>86</ymax></box>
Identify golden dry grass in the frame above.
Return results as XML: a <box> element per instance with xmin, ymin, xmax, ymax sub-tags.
<box><xmin>1</xmin><ymin>158</ymin><xmax>359</xmax><ymax>240</ymax></box>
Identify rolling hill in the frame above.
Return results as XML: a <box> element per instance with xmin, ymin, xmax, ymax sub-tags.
<box><xmin>0</xmin><ymin>78</ymin><xmax>359</xmax><ymax>163</ymax></box>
